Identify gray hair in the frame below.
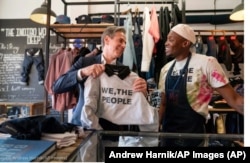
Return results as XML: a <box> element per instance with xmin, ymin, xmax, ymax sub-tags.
<box><xmin>101</xmin><ymin>26</ymin><xmax>126</xmax><ymax>47</ymax></box>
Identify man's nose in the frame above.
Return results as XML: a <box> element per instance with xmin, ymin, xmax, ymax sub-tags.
<box><xmin>122</xmin><ymin>42</ymin><xmax>126</xmax><ymax>48</ymax></box>
<box><xmin>164</xmin><ymin>41</ymin><xmax>168</xmax><ymax>46</ymax></box>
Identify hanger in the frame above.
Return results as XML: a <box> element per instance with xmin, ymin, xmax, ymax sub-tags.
<box><xmin>121</xmin><ymin>2</ymin><xmax>132</xmax><ymax>15</ymax></box>
<box><xmin>230</xmin><ymin>32</ymin><xmax>237</xmax><ymax>40</ymax></box>
<box><xmin>196</xmin><ymin>32</ymin><xmax>202</xmax><ymax>43</ymax></box>
<box><xmin>134</xmin><ymin>6</ymin><xmax>139</xmax><ymax>17</ymax></box>
<box><xmin>219</xmin><ymin>31</ymin><xmax>226</xmax><ymax>41</ymax></box>
<box><xmin>207</xmin><ymin>31</ymin><xmax>214</xmax><ymax>40</ymax></box>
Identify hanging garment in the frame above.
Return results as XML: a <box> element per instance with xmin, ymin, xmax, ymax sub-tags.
<box><xmin>148</xmin><ymin>6</ymin><xmax>160</xmax><ymax>54</ymax></box>
<box><xmin>44</xmin><ymin>48</ymin><xmax>77</xmax><ymax>111</ymax></box>
<box><xmin>195</xmin><ymin>35</ymin><xmax>204</xmax><ymax>54</ymax></box>
<box><xmin>228</xmin><ymin>36</ymin><xmax>244</xmax><ymax>75</ymax></box>
<box><xmin>141</xmin><ymin>7</ymin><xmax>154</xmax><ymax>72</ymax></box>
<box><xmin>225</xmin><ymin>113</ymin><xmax>244</xmax><ymax>134</ymax></box>
<box><xmin>173</xmin><ymin>4</ymin><xmax>183</xmax><ymax>25</ymax></box>
<box><xmin>20</xmin><ymin>48</ymin><xmax>45</xmax><ymax>85</ymax></box>
<box><xmin>155</xmin><ymin>6</ymin><xmax>172</xmax><ymax>85</ymax></box>
<box><xmin>145</xmin><ymin>6</ymin><xmax>160</xmax><ymax>81</ymax></box>
<box><xmin>162</xmin><ymin>6</ymin><xmax>171</xmax><ymax>38</ymax></box>
<box><xmin>122</xmin><ymin>12</ymin><xmax>137</xmax><ymax>71</ymax></box>
<box><xmin>217</xmin><ymin>36</ymin><xmax>232</xmax><ymax>71</ymax></box>
<box><xmin>171</xmin><ymin>4</ymin><xmax>182</xmax><ymax>27</ymax></box>
<box><xmin>80</xmin><ymin>64</ymin><xmax>158</xmax><ymax>131</ymax></box>
<box><xmin>226</xmin><ymin>76</ymin><xmax>244</xmax><ymax>134</ymax></box>
<box><xmin>132</xmin><ymin>12</ymin><xmax>145</xmax><ymax>79</ymax></box>
<box><xmin>206</xmin><ymin>36</ymin><xmax>217</xmax><ymax>58</ymax></box>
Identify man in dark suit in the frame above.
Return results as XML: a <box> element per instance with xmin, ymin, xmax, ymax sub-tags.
<box><xmin>52</xmin><ymin>26</ymin><xmax>147</xmax><ymax>131</ymax></box>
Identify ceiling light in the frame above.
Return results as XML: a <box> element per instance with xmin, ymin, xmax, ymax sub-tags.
<box><xmin>30</xmin><ymin>0</ymin><xmax>56</xmax><ymax>24</ymax></box>
<box><xmin>229</xmin><ymin>2</ymin><xmax>244</xmax><ymax>21</ymax></box>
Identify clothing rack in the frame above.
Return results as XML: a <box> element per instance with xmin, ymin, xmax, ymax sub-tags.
<box><xmin>61</xmin><ymin>0</ymin><xmax>178</xmax><ymax>5</ymax></box>
<box><xmin>115</xmin><ymin>0</ymin><xmax>182</xmax><ymax>25</ymax></box>
<box><xmin>60</xmin><ymin>0</ymin><xmax>181</xmax><ymax>25</ymax></box>
<box><xmin>49</xmin><ymin>0</ymin><xmax>183</xmax><ymax>41</ymax></box>
<box><xmin>194</xmin><ymin>29</ymin><xmax>244</xmax><ymax>36</ymax></box>
<box><xmin>45</xmin><ymin>0</ymin><xmax>182</xmax><ymax>122</ymax></box>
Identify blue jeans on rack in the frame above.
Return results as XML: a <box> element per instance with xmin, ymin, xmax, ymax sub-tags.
<box><xmin>20</xmin><ymin>48</ymin><xmax>45</xmax><ymax>85</ymax></box>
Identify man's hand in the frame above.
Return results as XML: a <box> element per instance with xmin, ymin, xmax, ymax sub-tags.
<box><xmin>80</xmin><ymin>64</ymin><xmax>105</xmax><ymax>78</ymax></box>
<box><xmin>133</xmin><ymin>78</ymin><xmax>147</xmax><ymax>96</ymax></box>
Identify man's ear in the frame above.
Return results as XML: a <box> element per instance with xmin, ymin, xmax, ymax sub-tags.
<box><xmin>104</xmin><ymin>35</ymin><xmax>110</xmax><ymax>45</ymax></box>
<box><xmin>183</xmin><ymin>40</ymin><xmax>191</xmax><ymax>48</ymax></box>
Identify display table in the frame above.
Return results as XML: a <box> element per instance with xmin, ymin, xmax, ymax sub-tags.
<box><xmin>54</xmin><ymin>131</ymin><xmax>244</xmax><ymax>162</ymax></box>
<box><xmin>0</xmin><ymin>130</ymin><xmax>243</xmax><ymax>162</ymax></box>
<box><xmin>50</xmin><ymin>131</ymin><xmax>95</xmax><ymax>162</ymax></box>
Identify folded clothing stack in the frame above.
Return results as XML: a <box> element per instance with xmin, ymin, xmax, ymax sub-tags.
<box><xmin>41</xmin><ymin>132</ymin><xmax>77</xmax><ymax>149</ymax></box>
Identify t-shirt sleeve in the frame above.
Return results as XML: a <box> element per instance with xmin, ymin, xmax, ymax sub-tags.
<box><xmin>205</xmin><ymin>56</ymin><xmax>229</xmax><ymax>88</ymax></box>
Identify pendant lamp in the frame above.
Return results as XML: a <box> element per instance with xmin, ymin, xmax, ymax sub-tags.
<box><xmin>229</xmin><ymin>1</ymin><xmax>244</xmax><ymax>21</ymax></box>
<box><xmin>30</xmin><ymin>0</ymin><xmax>56</xmax><ymax>24</ymax></box>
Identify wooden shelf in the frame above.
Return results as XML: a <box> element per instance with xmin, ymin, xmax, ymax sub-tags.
<box><xmin>208</xmin><ymin>108</ymin><xmax>235</xmax><ymax>113</ymax></box>
<box><xmin>0</xmin><ymin>100</ymin><xmax>45</xmax><ymax>116</ymax></box>
<box><xmin>50</xmin><ymin>23</ymin><xmax>115</xmax><ymax>39</ymax></box>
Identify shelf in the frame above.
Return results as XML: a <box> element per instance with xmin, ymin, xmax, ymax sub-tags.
<box><xmin>0</xmin><ymin>101</ymin><xmax>45</xmax><ymax>116</ymax></box>
<box><xmin>50</xmin><ymin>23</ymin><xmax>115</xmax><ymax>39</ymax></box>
<box><xmin>209</xmin><ymin>108</ymin><xmax>235</xmax><ymax>113</ymax></box>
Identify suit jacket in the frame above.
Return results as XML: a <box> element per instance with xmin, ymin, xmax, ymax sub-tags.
<box><xmin>52</xmin><ymin>54</ymin><xmax>123</xmax><ymax>126</ymax></box>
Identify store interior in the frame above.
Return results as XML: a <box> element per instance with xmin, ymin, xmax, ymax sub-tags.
<box><xmin>0</xmin><ymin>0</ymin><xmax>248</xmax><ymax>161</ymax></box>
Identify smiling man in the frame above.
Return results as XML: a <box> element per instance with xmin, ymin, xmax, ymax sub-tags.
<box><xmin>158</xmin><ymin>24</ymin><xmax>244</xmax><ymax>147</ymax></box>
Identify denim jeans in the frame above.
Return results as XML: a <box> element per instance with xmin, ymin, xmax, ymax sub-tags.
<box><xmin>21</xmin><ymin>48</ymin><xmax>45</xmax><ymax>85</ymax></box>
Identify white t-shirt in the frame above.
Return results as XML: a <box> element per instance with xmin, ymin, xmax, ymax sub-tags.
<box><xmin>81</xmin><ymin>70</ymin><xmax>158</xmax><ymax>131</ymax></box>
<box><xmin>158</xmin><ymin>53</ymin><xmax>229</xmax><ymax>118</ymax></box>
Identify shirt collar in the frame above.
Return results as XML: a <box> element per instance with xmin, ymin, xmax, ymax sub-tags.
<box><xmin>101</xmin><ymin>54</ymin><xmax>117</xmax><ymax>65</ymax></box>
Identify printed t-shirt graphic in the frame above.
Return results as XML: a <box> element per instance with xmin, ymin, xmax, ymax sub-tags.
<box><xmin>80</xmin><ymin>64</ymin><xmax>156</xmax><ymax>129</ymax></box>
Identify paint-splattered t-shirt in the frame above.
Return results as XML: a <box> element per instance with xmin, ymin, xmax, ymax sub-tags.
<box><xmin>158</xmin><ymin>53</ymin><xmax>229</xmax><ymax>118</ymax></box>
